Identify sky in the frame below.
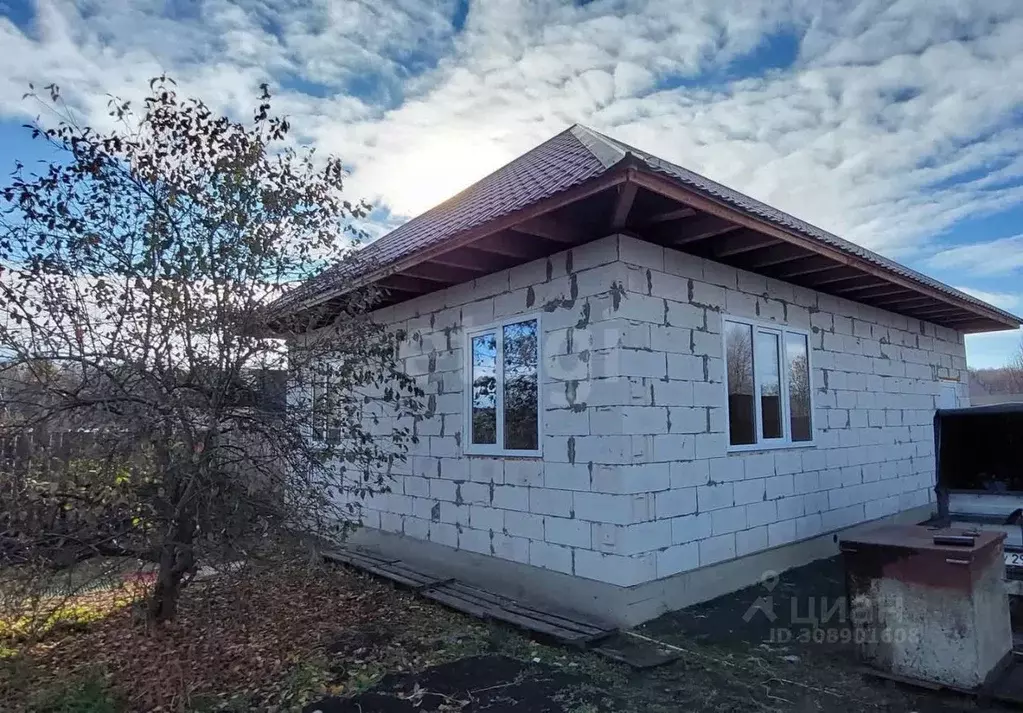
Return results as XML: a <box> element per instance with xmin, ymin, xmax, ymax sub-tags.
<box><xmin>0</xmin><ymin>0</ymin><xmax>1021</xmax><ymax>368</ymax></box>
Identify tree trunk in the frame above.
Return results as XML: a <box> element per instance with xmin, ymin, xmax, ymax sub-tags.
<box><xmin>147</xmin><ymin>518</ymin><xmax>195</xmax><ymax>622</ymax></box>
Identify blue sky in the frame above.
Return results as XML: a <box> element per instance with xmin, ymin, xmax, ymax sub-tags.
<box><xmin>1</xmin><ymin>0</ymin><xmax>1022</xmax><ymax>367</ymax></box>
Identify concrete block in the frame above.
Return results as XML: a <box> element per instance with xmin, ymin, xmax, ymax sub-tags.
<box><xmin>504</xmin><ymin>459</ymin><xmax>544</xmax><ymax>487</ymax></box>
<box><xmin>671</xmin><ymin>460</ymin><xmax>711</xmax><ymax>488</ymax></box>
<box><xmin>575</xmin><ymin>491</ymin><xmax>653</xmax><ymax>525</ymax></box>
<box><xmin>699</xmin><ymin>533</ymin><xmax>737</xmax><ymax>566</ymax></box>
<box><xmin>734</xmin><ymin>478</ymin><xmax>766</xmax><ymax>505</ymax></box>
<box><xmin>672</xmin><ymin>512</ymin><xmax>714</xmax><ymax>544</ymax></box>
<box><xmin>574</xmin><ymin>550</ymin><xmax>657</xmax><ymax>587</ymax></box>
<box><xmin>707</xmin><ymin>457</ymin><xmax>744</xmax><ymax>482</ymax></box>
<box><xmin>698</xmin><ymin>483</ymin><xmax>734</xmax><ymax>511</ymax></box>
<box><xmin>470</xmin><ymin>505</ymin><xmax>505</xmax><ymax>532</ymax></box>
<box><xmin>543</xmin><ymin>462</ymin><xmax>591</xmax><ymax>491</ymax></box>
<box><xmin>657</xmin><ymin>543</ymin><xmax>700</xmax><ymax>578</ymax></box>
<box><xmin>747</xmin><ymin>499</ymin><xmax>778</xmax><ymax>528</ymax></box>
<box><xmin>712</xmin><ymin>505</ymin><xmax>748</xmax><ymax>535</ymax></box>
<box><xmin>655</xmin><ymin>487</ymin><xmax>698</xmax><ymax>518</ymax></box>
<box><xmin>529</xmin><ymin>487</ymin><xmax>573</xmax><ymax>517</ymax></box>
<box><xmin>651</xmin><ymin>434</ymin><xmax>696</xmax><ymax>462</ymax></box>
<box><xmin>545</xmin><ymin>515</ymin><xmax>592</xmax><ymax>548</ymax></box>
<box><xmin>528</xmin><ymin>540</ymin><xmax>574</xmax><ymax>574</ymax></box>
<box><xmin>593</xmin><ymin>520</ymin><xmax>671</xmax><ymax>555</ymax></box>
<box><xmin>490</xmin><ymin>532</ymin><xmax>530</xmax><ymax>564</ymax></box>
<box><xmin>429</xmin><ymin>521</ymin><xmax>459</xmax><ymax>548</ymax></box>
<box><xmin>470</xmin><ymin>458</ymin><xmax>505</xmax><ymax>484</ymax></box>
<box><xmin>504</xmin><ymin>510</ymin><xmax>544</xmax><ymax>540</ymax></box>
<box><xmin>619</xmin><ymin>236</ymin><xmax>665</xmax><ymax>270</ymax></box>
<box><xmin>736</xmin><ymin>525</ymin><xmax>769</xmax><ymax>557</ymax></box>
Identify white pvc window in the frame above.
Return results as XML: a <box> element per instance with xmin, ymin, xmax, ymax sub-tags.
<box><xmin>724</xmin><ymin>317</ymin><xmax>813</xmax><ymax>450</ymax></box>
<box><xmin>464</xmin><ymin>315</ymin><xmax>542</xmax><ymax>456</ymax></box>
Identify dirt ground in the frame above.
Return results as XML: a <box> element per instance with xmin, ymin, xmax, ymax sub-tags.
<box><xmin>302</xmin><ymin>556</ymin><xmax>1011</xmax><ymax>713</ymax></box>
<box><xmin>4</xmin><ymin>555</ymin><xmax>1018</xmax><ymax>712</ymax></box>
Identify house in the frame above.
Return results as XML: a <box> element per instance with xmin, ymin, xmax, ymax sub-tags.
<box><xmin>282</xmin><ymin>126</ymin><xmax>1022</xmax><ymax>626</ymax></box>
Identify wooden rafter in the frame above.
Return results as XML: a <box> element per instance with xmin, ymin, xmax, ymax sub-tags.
<box><xmin>745</xmin><ymin>244</ymin><xmax>810</xmax><ymax>269</ymax></box>
<box><xmin>471</xmin><ymin>231</ymin><xmax>540</xmax><ymax>259</ymax></box>
<box><xmin>803</xmin><ymin>272</ymin><xmax>875</xmax><ymax>288</ymax></box>
<box><xmin>610</xmin><ymin>182</ymin><xmax>639</xmax><ymax>229</ymax></box>
<box><xmin>642</xmin><ymin>206</ymin><xmax>696</xmax><ymax>225</ymax></box>
<box><xmin>378</xmin><ymin>275</ymin><xmax>435</xmax><ymax>293</ymax></box>
<box><xmin>851</xmin><ymin>286</ymin><xmax>915</xmax><ymax>301</ymax></box>
<box><xmin>511</xmin><ymin>213</ymin><xmax>583</xmax><ymax>243</ymax></box>
<box><xmin>910</xmin><ymin>306</ymin><xmax>966</xmax><ymax>318</ymax></box>
<box><xmin>871</xmin><ymin>295</ymin><xmax>938</xmax><ymax>309</ymax></box>
<box><xmin>401</xmin><ymin>261</ymin><xmax>479</xmax><ymax>283</ymax></box>
<box><xmin>629</xmin><ymin>170</ymin><xmax>1019</xmax><ymax>330</ymax></box>
<box><xmin>776</xmin><ymin>260</ymin><xmax>845</xmax><ymax>279</ymax></box>
<box><xmin>660</xmin><ymin>214</ymin><xmax>740</xmax><ymax>245</ymax></box>
<box><xmin>713</xmin><ymin>233</ymin><xmax>781</xmax><ymax>259</ymax></box>
<box><xmin>831</xmin><ymin>280</ymin><xmax>890</xmax><ymax>295</ymax></box>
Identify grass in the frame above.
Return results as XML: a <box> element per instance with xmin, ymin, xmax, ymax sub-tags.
<box><xmin>26</xmin><ymin>672</ymin><xmax>119</xmax><ymax>713</ymax></box>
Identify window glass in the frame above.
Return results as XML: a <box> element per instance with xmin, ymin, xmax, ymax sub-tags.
<box><xmin>471</xmin><ymin>333</ymin><xmax>497</xmax><ymax>445</ymax></box>
<box><xmin>725</xmin><ymin>321</ymin><xmax>756</xmax><ymax>445</ymax></box>
<box><xmin>503</xmin><ymin>320</ymin><xmax>538</xmax><ymax>450</ymax></box>
<box><xmin>756</xmin><ymin>330</ymin><xmax>783</xmax><ymax>440</ymax></box>
<box><xmin>786</xmin><ymin>332</ymin><xmax>812</xmax><ymax>442</ymax></box>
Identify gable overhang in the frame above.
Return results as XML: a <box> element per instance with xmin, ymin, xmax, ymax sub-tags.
<box><xmin>278</xmin><ymin>159</ymin><xmax>1020</xmax><ymax>335</ymax></box>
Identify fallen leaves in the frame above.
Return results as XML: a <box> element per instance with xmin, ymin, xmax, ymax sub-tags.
<box><xmin>0</xmin><ymin>562</ymin><xmax>479</xmax><ymax>711</ymax></box>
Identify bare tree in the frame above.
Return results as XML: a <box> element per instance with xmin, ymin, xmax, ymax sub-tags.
<box><xmin>0</xmin><ymin>78</ymin><xmax>422</xmax><ymax>621</ymax></box>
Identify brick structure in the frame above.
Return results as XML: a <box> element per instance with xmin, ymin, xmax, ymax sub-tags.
<box><xmin>279</xmin><ymin>126</ymin><xmax>1017</xmax><ymax>624</ymax></box>
<box><xmin>352</xmin><ymin>234</ymin><xmax>967</xmax><ymax>592</ymax></box>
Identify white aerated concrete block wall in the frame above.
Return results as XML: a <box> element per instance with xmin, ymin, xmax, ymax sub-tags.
<box><xmin>610</xmin><ymin>234</ymin><xmax>965</xmax><ymax>580</ymax></box>
<box><xmin>322</xmin><ymin>234</ymin><xmax>964</xmax><ymax>589</ymax></box>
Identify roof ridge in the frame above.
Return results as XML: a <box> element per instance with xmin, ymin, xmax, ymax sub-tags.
<box><xmin>569</xmin><ymin>124</ymin><xmax>627</xmax><ymax>170</ymax></box>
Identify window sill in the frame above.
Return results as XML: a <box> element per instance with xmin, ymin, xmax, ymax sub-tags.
<box><xmin>463</xmin><ymin>449</ymin><xmax>542</xmax><ymax>459</ymax></box>
<box><xmin>726</xmin><ymin>440</ymin><xmax>816</xmax><ymax>454</ymax></box>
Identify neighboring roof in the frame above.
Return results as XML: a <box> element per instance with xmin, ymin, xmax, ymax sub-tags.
<box><xmin>278</xmin><ymin>125</ymin><xmax>1022</xmax><ymax>332</ymax></box>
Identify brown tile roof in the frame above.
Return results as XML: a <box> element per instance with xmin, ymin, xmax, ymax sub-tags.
<box><xmin>280</xmin><ymin>125</ymin><xmax>1021</xmax><ymax>328</ymax></box>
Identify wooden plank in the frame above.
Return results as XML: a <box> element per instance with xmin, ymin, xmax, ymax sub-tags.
<box><xmin>432</xmin><ymin>592</ymin><xmax>597</xmax><ymax>643</ymax></box>
<box><xmin>852</xmin><ymin>286</ymin><xmax>916</xmax><ymax>301</ymax></box>
<box><xmin>472</xmin><ymin>231</ymin><xmax>540</xmax><ymax>259</ymax></box>
<box><xmin>631</xmin><ymin>170</ymin><xmax>1019</xmax><ymax>330</ymax></box>
<box><xmin>830</xmin><ymin>280</ymin><xmax>890</xmax><ymax>295</ymax></box>
<box><xmin>802</xmin><ymin>270</ymin><xmax>873</xmax><ymax>288</ymax></box>
<box><xmin>427</xmin><ymin>251</ymin><xmax>501</xmax><ymax>272</ymax></box>
<box><xmin>871</xmin><ymin>295</ymin><xmax>938</xmax><ymax>309</ymax></box>
<box><xmin>401</xmin><ymin>262</ymin><xmax>480</xmax><ymax>283</ymax></box>
<box><xmin>774</xmin><ymin>258</ymin><xmax>842</xmax><ymax>279</ymax></box>
<box><xmin>511</xmin><ymin>213</ymin><xmax>584</xmax><ymax>243</ymax></box>
<box><xmin>610</xmin><ymin>182</ymin><xmax>639</xmax><ymax>229</ymax></box>
<box><xmin>378</xmin><ymin>275</ymin><xmax>436</xmax><ymax>293</ymax></box>
<box><xmin>712</xmin><ymin>233</ymin><xmax>781</xmax><ymax>259</ymax></box>
<box><xmin>642</xmin><ymin>206</ymin><xmax>696</xmax><ymax>225</ymax></box>
<box><xmin>441</xmin><ymin>581</ymin><xmax>607</xmax><ymax>636</ymax></box>
<box><xmin>744</xmin><ymin>244</ymin><xmax>810</xmax><ymax>269</ymax></box>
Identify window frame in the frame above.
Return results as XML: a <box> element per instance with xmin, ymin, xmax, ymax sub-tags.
<box><xmin>722</xmin><ymin>315</ymin><xmax>816</xmax><ymax>452</ymax></box>
<box><xmin>463</xmin><ymin>313</ymin><xmax>543</xmax><ymax>457</ymax></box>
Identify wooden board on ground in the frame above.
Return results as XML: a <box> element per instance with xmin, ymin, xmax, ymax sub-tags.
<box><xmin>422</xmin><ymin>580</ymin><xmax>612</xmax><ymax>646</ymax></box>
<box><xmin>322</xmin><ymin>547</ymin><xmax>615</xmax><ymax>647</ymax></box>
<box><xmin>593</xmin><ymin>632</ymin><xmax>684</xmax><ymax>669</ymax></box>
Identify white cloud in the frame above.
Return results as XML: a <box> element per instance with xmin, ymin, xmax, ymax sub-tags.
<box><xmin>952</xmin><ymin>286</ymin><xmax>1022</xmax><ymax>312</ymax></box>
<box><xmin>1</xmin><ymin>0</ymin><xmax>1022</xmax><ymax>263</ymax></box>
<box><xmin>929</xmin><ymin>235</ymin><xmax>1023</xmax><ymax>276</ymax></box>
